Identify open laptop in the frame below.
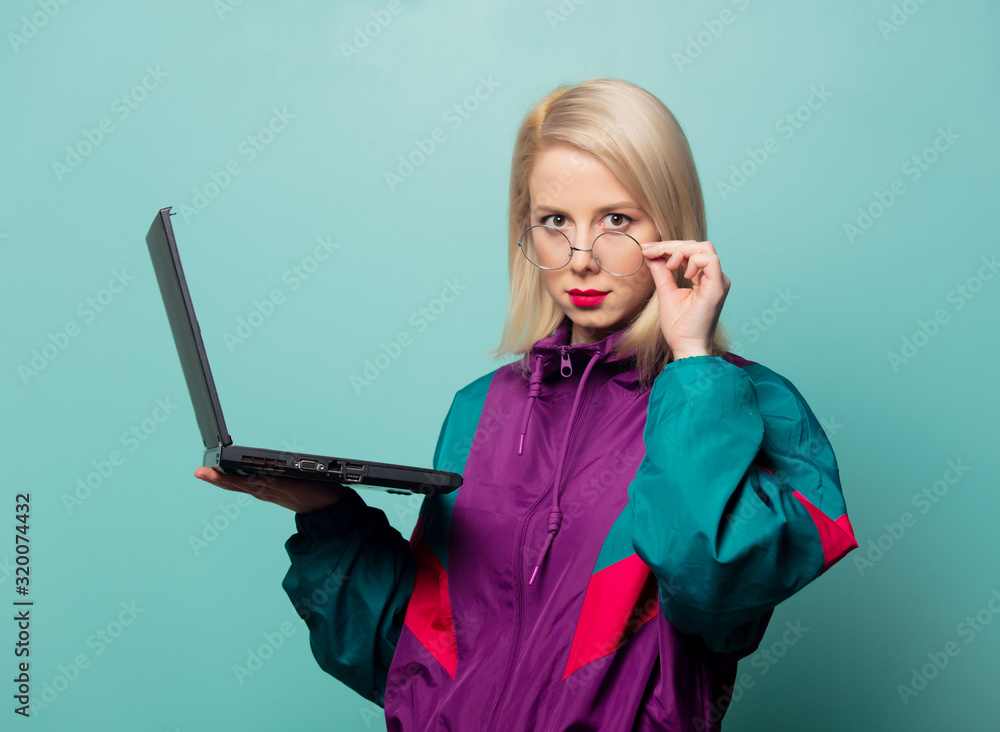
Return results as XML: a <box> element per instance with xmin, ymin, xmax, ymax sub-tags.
<box><xmin>144</xmin><ymin>207</ymin><xmax>463</xmax><ymax>496</ymax></box>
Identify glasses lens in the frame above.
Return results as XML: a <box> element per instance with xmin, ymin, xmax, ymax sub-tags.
<box><xmin>593</xmin><ymin>231</ymin><xmax>644</xmax><ymax>276</ymax></box>
<box><xmin>519</xmin><ymin>225</ymin><xmax>572</xmax><ymax>270</ymax></box>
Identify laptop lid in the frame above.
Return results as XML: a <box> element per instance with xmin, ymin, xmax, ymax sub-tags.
<box><xmin>145</xmin><ymin>207</ymin><xmax>232</xmax><ymax>450</ymax></box>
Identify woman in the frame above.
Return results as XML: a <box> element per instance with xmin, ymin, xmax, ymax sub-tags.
<box><xmin>196</xmin><ymin>77</ymin><xmax>857</xmax><ymax>731</ymax></box>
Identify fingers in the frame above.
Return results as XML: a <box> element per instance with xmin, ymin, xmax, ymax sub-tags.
<box><xmin>194</xmin><ymin>466</ymin><xmax>265</xmax><ymax>495</ymax></box>
<box><xmin>645</xmin><ymin>254</ymin><xmax>678</xmax><ymax>295</ymax></box>
<box><xmin>641</xmin><ymin>240</ymin><xmax>728</xmax><ymax>296</ymax></box>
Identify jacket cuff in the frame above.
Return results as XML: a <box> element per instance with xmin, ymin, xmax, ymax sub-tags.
<box><xmin>290</xmin><ymin>488</ymin><xmax>368</xmax><ymax>544</ymax></box>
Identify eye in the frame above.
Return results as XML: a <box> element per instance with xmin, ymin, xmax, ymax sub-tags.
<box><xmin>539</xmin><ymin>214</ymin><xmax>568</xmax><ymax>228</ymax></box>
<box><xmin>604</xmin><ymin>213</ymin><xmax>633</xmax><ymax>229</ymax></box>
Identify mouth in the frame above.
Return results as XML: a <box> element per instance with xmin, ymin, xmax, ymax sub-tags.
<box><xmin>568</xmin><ymin>289</ymin><xmax>609</xmax><ymax>307</ymax></box>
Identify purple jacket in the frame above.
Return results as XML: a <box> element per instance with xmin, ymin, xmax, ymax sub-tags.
<box><xmin>282</xmin><ymin>319</ymin><xmax>857</xmax><ymax>730</ymax></box>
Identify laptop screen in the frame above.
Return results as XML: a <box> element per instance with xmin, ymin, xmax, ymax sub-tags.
<box><xmin>145</xmin><ymin>207</ymin><xmax>232</xmax><ymax>450</ymax></box>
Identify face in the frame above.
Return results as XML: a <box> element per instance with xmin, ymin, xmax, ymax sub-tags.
<box><xmin>526</xmin><ymin>144</ymin><xmax>657</xmax><ymax>345</ymax></box>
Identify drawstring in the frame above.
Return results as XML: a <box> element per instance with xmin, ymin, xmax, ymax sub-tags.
<box><xmin>517</xmin><ymin>355</ymin><xmax>544</xmax><ymax>456</ymax></box>
<box><xmin>517</xmin><ymin>347</ymin><xmax>573</xmax><ymax>455</ymax></box>
<box><xmin>528</xmin><ymin>349</ymin><xmax>601</xmax><ymax>586</ymax></box>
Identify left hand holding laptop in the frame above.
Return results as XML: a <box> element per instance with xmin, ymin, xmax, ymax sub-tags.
<box><xmin>194</xmin><ymin>466</ymin><xmax>348</xmax><ymax>514</ymax></box>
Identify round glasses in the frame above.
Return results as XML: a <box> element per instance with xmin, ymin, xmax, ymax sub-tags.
<box><xmin>517</xmin><ymin>224</ymin><xmax>647</xmax><ymax>277</ymax></box>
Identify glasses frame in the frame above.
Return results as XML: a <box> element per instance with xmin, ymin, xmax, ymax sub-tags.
<box><xmin>516</xmin><ymin>221</ymin><xmax>652</xmax><ymax>278</ymax></box>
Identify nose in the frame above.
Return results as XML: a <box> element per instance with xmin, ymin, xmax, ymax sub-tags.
<box><xmin>567</xmin><ymin>227</ymin><xmax>601</xmax><ymax>275</ymax></box>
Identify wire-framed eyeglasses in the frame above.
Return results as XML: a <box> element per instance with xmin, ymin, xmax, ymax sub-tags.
<box><xmin>516</xmin><ymin>222</ymin><xmax>653</xmax><ymax>278</ymax></box>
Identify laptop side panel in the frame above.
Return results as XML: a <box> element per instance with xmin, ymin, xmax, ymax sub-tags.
<box><xmin>146</xmin><ymin>207</ymin><xmax>233</xmax><ymax>449</ymax></box>
<box><xmin>207</xmin><ymin>446</ymin><xmax>462</xmax><ymax>495</ymax></box>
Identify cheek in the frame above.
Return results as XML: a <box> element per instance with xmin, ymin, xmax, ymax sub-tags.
<box><xmin>626</xmin><ymin>270</ymin><xmax>655</xmax><ymax>302</ymax></box>
<box><xmin>539</xmin><ymin>270</ymin><xmax>562</xmax><ymax>298</ymax></box>
<box><xmin>618</xmin><ymin>273</ymin><xmax>655</xmax><ymax>313</ymax></box>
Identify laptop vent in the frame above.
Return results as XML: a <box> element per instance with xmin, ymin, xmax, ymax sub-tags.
<box><xmin>241</xmin><ymin>455</ymin><xmax>287</xmax><ymax>471</ymax></box>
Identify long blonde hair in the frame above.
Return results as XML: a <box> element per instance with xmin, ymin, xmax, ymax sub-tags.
<box><xmin>492</xmin><ymin>77</ymin><xmax>732</xmax><ymax>387</ymax></box>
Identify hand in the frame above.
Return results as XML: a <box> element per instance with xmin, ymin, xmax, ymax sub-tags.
<box><xmin>640</xmin><ymin>239</ymin><xmax>731</xmax><ymax>359</ymax></box>
<box><xmin>194</xmin><ymin>466</ymin><xmax>348</xmax><ymax>514</ymax></box>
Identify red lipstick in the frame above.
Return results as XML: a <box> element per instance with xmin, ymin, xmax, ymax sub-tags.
<box><xmin>568</xmin><ymin>289</ymin><xmax>609</xmax><ymax>307</ymax></box>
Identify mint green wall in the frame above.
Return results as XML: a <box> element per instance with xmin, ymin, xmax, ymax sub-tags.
<box><xmin>2</xmin><ymin>1</ymin><xmax>997</xmax><ymax>729</ymax></box>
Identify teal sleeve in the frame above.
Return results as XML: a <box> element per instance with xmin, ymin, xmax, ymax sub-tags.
<box><xmin>281</xmin><ymin>488</ymin><xmax>416</xmax><ymax>706</ymax></box>
<box><xmin>629</xmin><ymin>355</ymin><xmax>856</xmax><ymax>653</ymax></box>
<box><xmin>281</xmin><ymin>387</ymin><xmax>475</xmax><ymax>705</ymax></box>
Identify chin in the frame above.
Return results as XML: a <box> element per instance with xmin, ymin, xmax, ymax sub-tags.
<box><xmin>566</xmin><ymin>312</ymin><xmax>620</xmax><ymax>335</ymax></box>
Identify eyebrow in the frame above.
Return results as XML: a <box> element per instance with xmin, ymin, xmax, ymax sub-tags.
<box><xmin>532</xmin><ymin>201</ymin><xmax>641</xmax><ymax>216</ymax></box>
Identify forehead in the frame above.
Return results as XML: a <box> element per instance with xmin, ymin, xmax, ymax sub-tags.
<box><xmin>528</xmin><ymin>144</ymin><xmax>637</xmax><ymax>211</ymax></box>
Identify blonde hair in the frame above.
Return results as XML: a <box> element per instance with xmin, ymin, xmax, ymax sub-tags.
<box><xmin>492</xmin><ymin>77</ymin><xmax>732</xmax><ymax>387</ymax></box>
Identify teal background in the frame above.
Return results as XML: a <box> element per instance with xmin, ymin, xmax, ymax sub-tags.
<box><xmin>2</xmin><ymin>0</ymin><xmax>998</xmax><ymax>729</ymax></box>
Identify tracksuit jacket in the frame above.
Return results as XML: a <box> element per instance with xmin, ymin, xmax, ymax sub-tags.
<box><xmin>281</xmin><ymin>318</ymin><xmax>858</xmax><ymax>731</ymax></box>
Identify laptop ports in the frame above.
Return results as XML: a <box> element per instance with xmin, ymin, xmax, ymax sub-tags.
<box><xmin>343</xmin><ymin>463</ymin><xmax>365</xmax><ymax>483</ymax></box>
<box><xmin>295</xmin><ymin>459</ymin><xmax>324</xmax><ymax>472</ymax></box>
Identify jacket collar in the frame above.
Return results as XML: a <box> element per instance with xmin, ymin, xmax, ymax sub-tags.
<box><xmin>527</xmin><ymin>318</ymin><xmax>637</xmax><ymax>378</ymax></box>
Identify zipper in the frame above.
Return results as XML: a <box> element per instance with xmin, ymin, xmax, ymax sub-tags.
<box><xmin>485</xmin><ymin>350</ymin><xmax>597</xmax><ymax>731</ymax></box>
<box><xmin>485</xmin><ymin>481</ymin><xmax>551</xmax><ymax>732</ymax></box>
<box><xmin>559</xmin><ymin>345</ymin><xmax>573</xmax><ymax>377</ymax></box>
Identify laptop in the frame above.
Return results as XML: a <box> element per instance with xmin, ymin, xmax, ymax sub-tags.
<box><xmin>144</xmin><ymin>206</ymin><xmax>463</xmax><ymax>496</ymax></box>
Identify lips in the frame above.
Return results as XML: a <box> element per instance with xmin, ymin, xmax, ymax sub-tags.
<box><xmin>568</xmin><ymin>289</ymin><xmax>609</xmax><ymax>307</ymax></box>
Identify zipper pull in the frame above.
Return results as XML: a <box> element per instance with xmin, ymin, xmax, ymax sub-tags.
<box><xmin>559</xmin><ymin>346</ymin><xmax>572</xmax><ymax>377</ymax></box>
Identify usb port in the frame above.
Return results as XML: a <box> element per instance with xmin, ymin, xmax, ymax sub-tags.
<box><xmin>344</xmin><ymin>473</ymin><xmax>362</xmax><ymax>483</ymax></box>
<box><xmin>345</xmin><ymin>462</ymin><xmax>364</xmax><ymax>471</ymax></box>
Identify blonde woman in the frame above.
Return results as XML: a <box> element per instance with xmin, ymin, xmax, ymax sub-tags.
<box><xmin>197</xmin><ymin>77</ymin><xmax>857</xmax><ymax>731</ymax></box>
